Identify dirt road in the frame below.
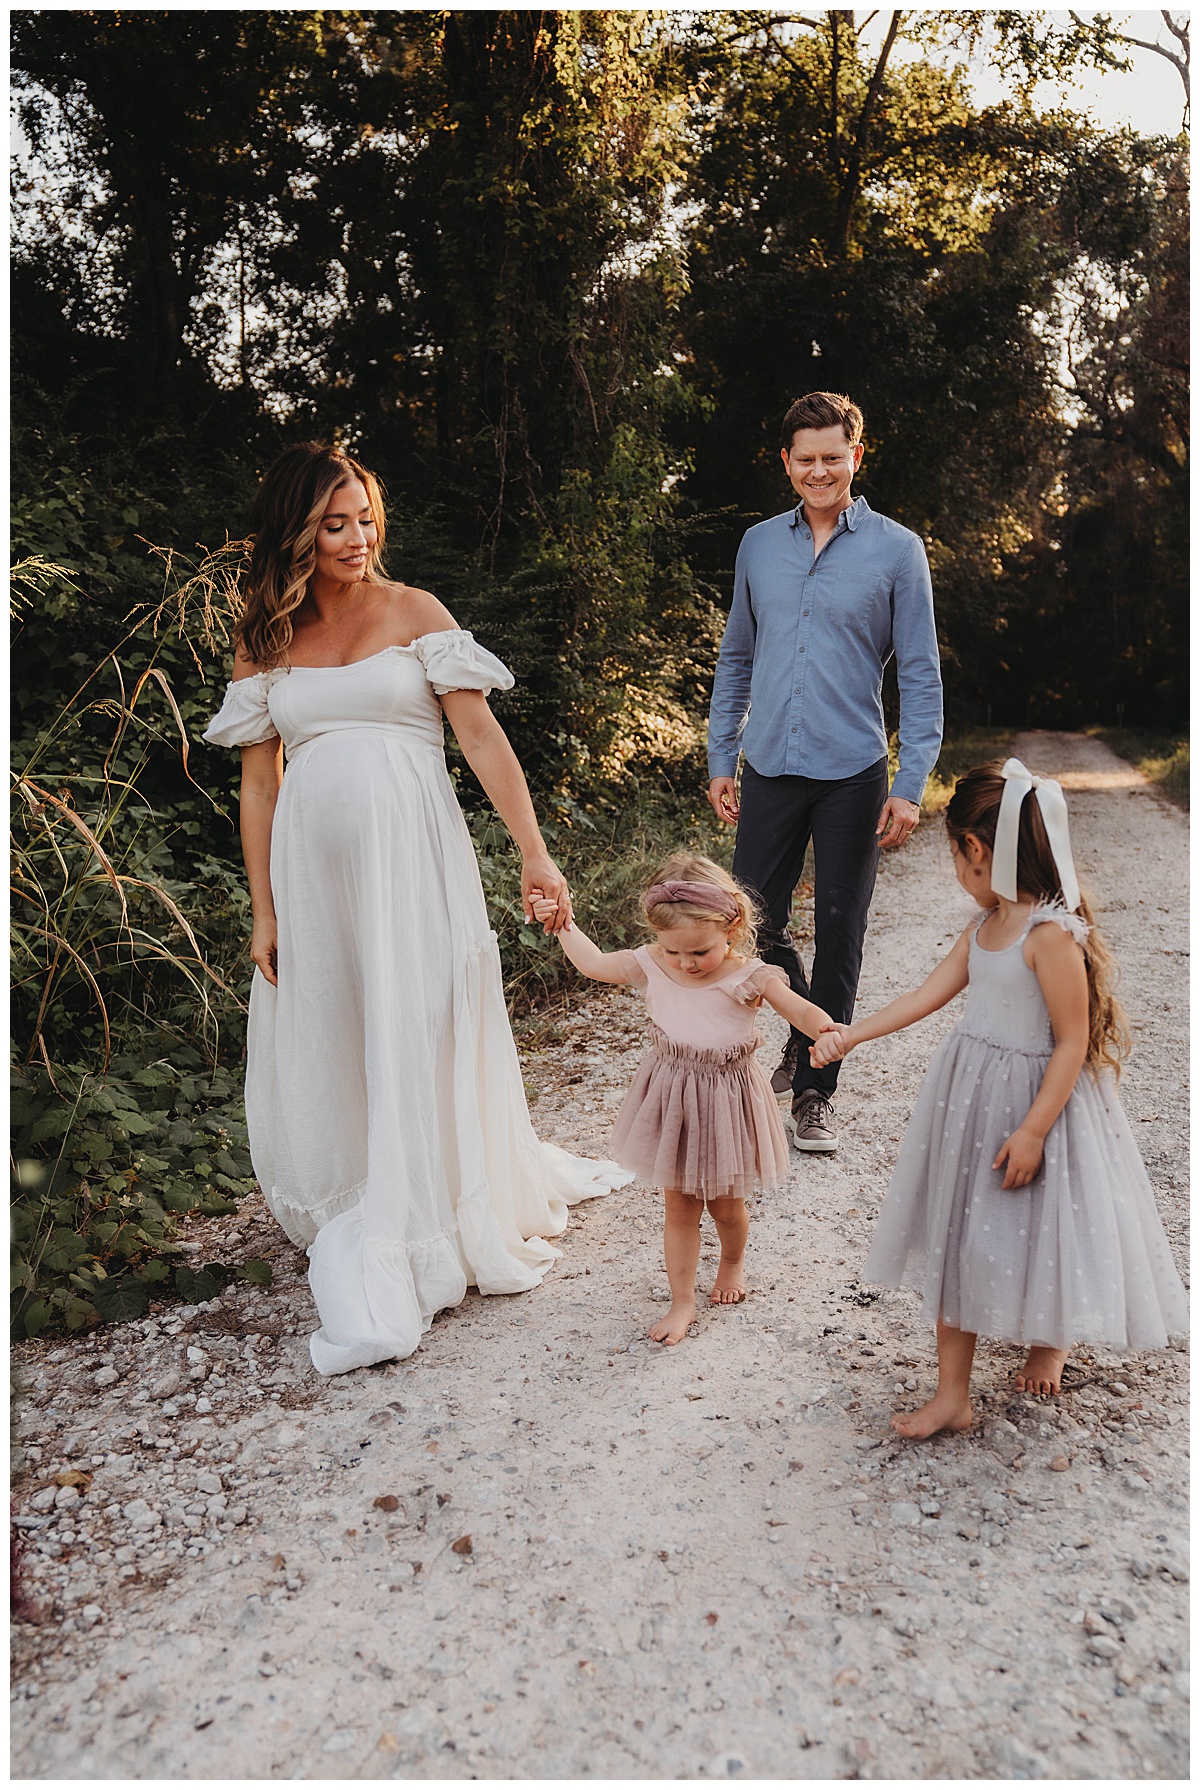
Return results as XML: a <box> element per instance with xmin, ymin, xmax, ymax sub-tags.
<box><xmin>11</xmin><ymin>732</ymin><xmax>1189</xmax><ymax>1779</ymax></box>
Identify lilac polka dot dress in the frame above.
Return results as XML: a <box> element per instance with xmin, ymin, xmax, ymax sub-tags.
<box><xmin>862</xmin><ymin>907</ymin><xmax>1188</xmax><ymax>1350</ymax></box>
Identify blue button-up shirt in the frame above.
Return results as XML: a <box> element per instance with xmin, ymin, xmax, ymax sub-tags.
<box><xmin>707</xmin><ymin>495</ymin><xmax>943</xmax><ymax>805</ymax></box>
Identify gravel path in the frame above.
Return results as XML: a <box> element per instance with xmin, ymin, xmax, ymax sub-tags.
<box><xmin>10</xmin><ymin>732</ymin><xmax>1189</xmax><ymax>1780</ymax></box>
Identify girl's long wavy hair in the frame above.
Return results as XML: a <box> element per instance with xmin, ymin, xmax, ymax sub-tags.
<box><xmin>641</xmin><ymin>851</ymin><xmax>758</xmax><ymax>957</ymax></box>
<box><xmin>237</xmin><ymin>443</ymin><xmax>388</xmax><ymax>669</ymax></box>
<box><xmin>946</xmin><ymin>761</ymin><xmax>1130</xmax><ymax>1076</ymax></box>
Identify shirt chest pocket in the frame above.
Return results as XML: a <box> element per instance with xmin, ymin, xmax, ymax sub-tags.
<box><xmin>821</xmin><ymin>576</ymin><xmax>890</xmax><ymax>645</ymax></box>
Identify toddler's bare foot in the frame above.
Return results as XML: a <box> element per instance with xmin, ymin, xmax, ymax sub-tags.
<box><xmin>649</xmin><ymin>1300</ymin><xmax>696</xmax><ymax>1345</ymax></box>
<box><xmin>1014</xmin><ymin>1347</ymin><xmax>1068</xmax><ymax>1396</ymax></box>
<box><xmin>710</xmin><ymin>1261</ymin><xmax>746</xmax><ymax>1306</ymax></box>
<box><xmin>891</xmin><ymin>1393</ymin><xmax>973</xmax><ymax>1439</ymax></box>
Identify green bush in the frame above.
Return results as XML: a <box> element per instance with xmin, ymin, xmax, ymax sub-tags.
<box><xmin>10</xmin><ymin>1056</ymin><xmax>264</xmax><ymax>1337</ymax></box>
<box><xmin>10</xmin><ymin>558</ymin><xmax>263</xmax><ymax>1337</ymax></box>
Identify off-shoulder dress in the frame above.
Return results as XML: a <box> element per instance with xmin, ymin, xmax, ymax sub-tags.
<box><xmin>203</xmin><ymin>631</ymin><xmax>630</xmax><ymax>1374</ymax></box>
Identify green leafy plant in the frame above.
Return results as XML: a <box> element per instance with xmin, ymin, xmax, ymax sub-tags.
<box><xmin>10</xmin><ymin>557</ymin><xmax>263</xmax><ymax>1337</ymax></box>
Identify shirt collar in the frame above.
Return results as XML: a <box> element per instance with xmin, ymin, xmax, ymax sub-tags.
<box><xmin>790</xmin><ymin>494</ymin><xmax>870</xmax><ymax>532</ymax></box>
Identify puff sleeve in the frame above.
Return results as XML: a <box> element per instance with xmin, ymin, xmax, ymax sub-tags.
<box><xmin>725</xmin><ymin>961</ymin><xmax>790</xmax><ymax>1005</ymax></box>
<box><xmin>605</xmin><ymin>948</ymin><xmax>648</xmax><ymax>988</ymax></box>
<box><xmin>413</xmin><ymin>629</ymin><xmax>515</xmax><ymax>698</ymax></box>
<box><xmin>201</xmin><ymin>675</ymin><xmax>279</xmax><ymax>749</ymax></box>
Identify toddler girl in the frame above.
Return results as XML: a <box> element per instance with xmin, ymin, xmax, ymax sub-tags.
<box><xmin>812</xmin><ymin>758</ymin><xmax>1188</xmax><ymax>1435</ymax></box>
<box><xmin>534</xmin><ymin>853</ymin><xmax>837</xmax><ymax>1345</ymax></box>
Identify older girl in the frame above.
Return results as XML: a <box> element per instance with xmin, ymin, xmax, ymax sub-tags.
<box><xmin>812</xmin><ymin>760</ymin><xmax>1188</xmax><ymax>1435</ymax></box>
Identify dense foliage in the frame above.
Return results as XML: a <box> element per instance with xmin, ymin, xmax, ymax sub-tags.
<box><xmin>10</xmin><ymin>11</ymin><xmax>1188</xmax><ymax>1333</ymax></box>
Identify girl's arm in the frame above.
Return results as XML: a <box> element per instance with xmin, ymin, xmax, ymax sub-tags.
<box><xmin>529</xmin><ymin>904</ymin><xmax>638</xmax><ymax>984</ymax></box>
<box><xmin>809</xmin><ymin>925</ymin><xmax>974</xmax><ymax>1065</ymax></box>
<box><xmin>440</xmin><ymin>688</ymin><xmax>570</xmax><ymax>933</ymax></box>
<box><xmin>993</xmin><ymin>924</ymin><xmax>1089</xmax><ymax>1190</ymax></box>
<box><xmin>758</xmin><ymin>978</ymin><xmax>839</xmax><ymax>1040</ymax></box>
<box><xmin>238</xmin><ymin>737</ymin><xmax>284</xmax><ymax>986</ymax></box>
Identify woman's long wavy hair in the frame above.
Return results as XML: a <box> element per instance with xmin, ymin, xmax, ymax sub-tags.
<box><xmin>237</xmin><ymin>443</ymin><xmax>388</xmax><ymax>669</ymax></box>
<box><xmin>946</xmin><ymin>761</ymin><xmax>1130</xmax><ymax>1077</ymax></box>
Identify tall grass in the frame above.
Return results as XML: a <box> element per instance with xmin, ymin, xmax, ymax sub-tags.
<box><xmin>11</xmin><ymin>555</ymin><xmax>266</xmax><ymax>1336</ymax></box>
<box><xmin>1087</xmin><ymin>728</ymin><xmax>1189</xmax><ymax>810</ymax></box>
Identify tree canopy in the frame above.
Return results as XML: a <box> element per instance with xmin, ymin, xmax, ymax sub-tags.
<box><xmin>12</xmin><ymin>8</ymin><xmax>1189</xmax><ymax>747</ymax></box>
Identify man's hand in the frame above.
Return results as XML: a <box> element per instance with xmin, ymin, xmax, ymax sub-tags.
<box><xmin>876</xmin><ymin>796</ymin><xmax>920</xmax><ymax>851</ymax></box>
<box><xmin>708</xmin><ymin>777</ymin><xmax>740</xmax><ymax>825</ymax></box>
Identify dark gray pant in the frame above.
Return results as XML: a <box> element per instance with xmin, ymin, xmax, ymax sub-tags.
<box><xmin>731</xmin><ymin>757</ymin><xmax>888</xmax><ymax>1097</ymax></box>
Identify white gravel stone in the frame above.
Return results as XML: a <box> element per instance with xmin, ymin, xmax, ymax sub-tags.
<box><xmin>123</xmin><ymin>1499</ymin><xmax>161</xmax><ymax>1531</ymax></box>
<box><xmin>54</xmin><ymin>1486</ymin><xmax>81</xmax><ymax>1511</ymax></box>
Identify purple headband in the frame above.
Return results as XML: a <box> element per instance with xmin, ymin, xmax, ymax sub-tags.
<box><xmin>644</xmin><ymin>879</ymin><xmax>739</xmax><ymax>921</ymax></box>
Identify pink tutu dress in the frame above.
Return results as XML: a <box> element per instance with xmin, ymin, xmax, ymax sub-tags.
<box><xmin>608</xmin><ymin>947</ymin><xmax>792</xmax><ymax>1200</ymax></box>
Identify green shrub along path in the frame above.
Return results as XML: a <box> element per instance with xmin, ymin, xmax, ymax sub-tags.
<box><xmin>11</xmin><ymin>732</ymin><xmax>1187</xmax><ymax>1780</ymax></box>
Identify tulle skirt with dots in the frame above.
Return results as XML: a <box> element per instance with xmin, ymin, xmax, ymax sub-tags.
<box><xmin>861</xmin><ymin>1030</ymin><xmax>1189</xmax><ymax>1351</ymax></box>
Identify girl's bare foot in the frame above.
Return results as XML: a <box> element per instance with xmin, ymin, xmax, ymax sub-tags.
<box><xmin>649</xmin><ymin>1300</ymin><xmax>695</xmax><ymax>1345</ymax></box>
<box><xmin>1014</xmin><ymin>1347</ymin><xmax>1068</xmax><ymax>1396</ymax></box>
<box><xmin>710</xmin><ymin>1261</ymin><xmax>746</xmax><ymax>1306</ymax></box>
<box><xmin>891</xmin><ymin>1393</ymin><xmax>973</xmax><ymax>1439</ymax></box>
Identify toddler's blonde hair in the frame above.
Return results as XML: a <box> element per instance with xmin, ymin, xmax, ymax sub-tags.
<box><xmin>641</xmin><ymin>852</ymin><xmax>758</xmax><ymax>957</ymax></box>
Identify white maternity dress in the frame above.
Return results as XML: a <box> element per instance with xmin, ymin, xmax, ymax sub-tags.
<box><xmin>203</xmin><ymin>631</ymin><xmax>630</xmax><ymax>1374</ymax></box>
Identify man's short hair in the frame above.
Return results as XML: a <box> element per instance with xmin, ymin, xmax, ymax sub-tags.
<box><xmin>781</xmin><ymin>391</ymin><xmax>864</xmax><ymax>450</ymax></box>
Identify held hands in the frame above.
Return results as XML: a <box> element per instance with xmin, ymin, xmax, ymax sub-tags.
<box><xmin>522</xmin><ymin>855</ymin><xmax>572</xmax><ymax>933</ymax></box>
<box><xmin>530</xmin><ymin>893</ymin><xmax>567</xmax><ymax>932</ymax></box>
<box><xmin>993</xmin><ymin>1126</ymin><xmax>1045</xmax><ymax>1190</ymax></box>
<box><xmin>809</xmin><ymin>1022</ymin><xmax>853</xmax><ymax>1068</ymax></box>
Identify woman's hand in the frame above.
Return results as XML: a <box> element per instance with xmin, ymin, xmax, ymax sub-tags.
<box><xmin>993</xmin><ymin>1125</ymin><xmax>1044</xmax><ymax>1189</ymax></box>
<box><xmin>250</xmin><ymin>917</ymin><xmax>279</xmax><ymax>987</ymax></box>
<box><xmin>522</xmin><ymin>854</ymin><xmax>572</xmax><ymax>932</ymax></box>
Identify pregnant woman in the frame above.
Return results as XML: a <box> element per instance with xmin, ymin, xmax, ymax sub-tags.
<box><xmin>204</xmin><ymin>443</ymin><xmax>628</xmax><ymax>1374</ymax></box>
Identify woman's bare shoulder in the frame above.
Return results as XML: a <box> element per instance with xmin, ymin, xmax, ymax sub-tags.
<box><xmin>232</xmin><ymin>640</ymin><xmax>264</xmax><ymax>681</ymax></box>
<box><xmin>375</xmin><ymin>581</ymin><xmax>459</xmax><ymax>643</ymax></box>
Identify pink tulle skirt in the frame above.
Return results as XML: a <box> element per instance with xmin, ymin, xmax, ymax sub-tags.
<box><xmin>610</xmin><ymin>1022</ymin><xmax>791</xmax><ymax>1200</ymax></box>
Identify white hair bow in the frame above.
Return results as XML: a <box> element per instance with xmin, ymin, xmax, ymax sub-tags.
<box><xmin>993</xmin><ymin>758</ymin><xmax>1080</xmax><ymax>911</ymax></box>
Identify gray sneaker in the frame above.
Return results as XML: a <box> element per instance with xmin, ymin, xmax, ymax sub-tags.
<box><xmin>789</xmin><ymin>1090</ymin><xmax>838</xmax><ymax>1153</ymax></box>
<box><xmin>770</xmin><ymin>1036</ymin><xmax>799</xmax><ymax>1098</ymax></box>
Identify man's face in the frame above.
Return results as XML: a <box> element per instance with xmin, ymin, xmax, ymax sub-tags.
<box><xmin>780</xmin><ymin>425</ymin><xmax>864</xmax><ymax>517</ymax></box>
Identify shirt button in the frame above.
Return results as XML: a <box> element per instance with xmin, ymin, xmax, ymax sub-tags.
<box><xmin>794</xmin><ymin>686</ymin><xmax>801</xmax><ymax>694</ymax></box>
<box><xmin>791</xmin><ymin>726</ymin><xmax>798</xmax><ymax>733</ymax></box>
<box><xmin>803</xmin><ymin>609</ymin><xmax>810</xmax><ymax>616</ymax></box>
<box><xmin>799</xmin><ymin>646</ymin><xmax>806</xmax><ymax>653</ymax></box>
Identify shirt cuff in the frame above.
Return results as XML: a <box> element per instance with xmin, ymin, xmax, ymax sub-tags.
<box><xmin>889</xmin><ymin>774</ymin><xmax>927</xmax><ymax>807</ymax></box>
<box><xmin>707</xmin><ymin>751</ymin><xmax>741</xmax><ymax>779</ymax></box>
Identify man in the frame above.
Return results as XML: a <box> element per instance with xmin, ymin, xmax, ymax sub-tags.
<box><xmin>707</xmin><ymin>391</ymin><xmax>942</xmax><ymax>1152</ymax></box>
